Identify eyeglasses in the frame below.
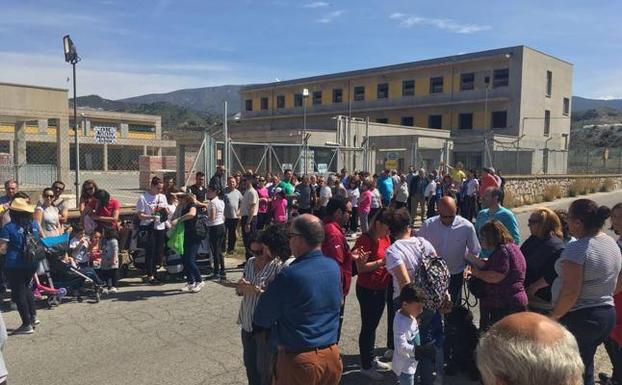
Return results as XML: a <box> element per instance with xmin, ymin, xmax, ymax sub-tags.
<box><xmin>44</xmin><ymin>194</ymin><xmax>55</xmax><ymax>198</ymax></box>
<box><xmin>288</xmin><ymin>232</ymin><xmax>303</xmax><ymax>238</ymax></box>
<box><xmin>250</xmin><ymin>248</ymin><xmax>264</xmax><ymax>256</ymax></box>
<box><xmin>53</xmin><ymin>186</ymin><xmax>64</xmax><ymax>191</ymax></box>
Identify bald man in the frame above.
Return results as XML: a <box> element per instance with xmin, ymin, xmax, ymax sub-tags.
<box><xmin>254</xmin><ymin>214</ymin><xmax>343</xmax><ymax>385</ymax></box>
<box><xmin>477</xmin><ymin>312</ymin><xmax>584</xmax><ymax>385</ymax></box>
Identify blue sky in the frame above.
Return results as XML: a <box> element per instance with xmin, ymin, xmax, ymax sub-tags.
<box><xmin>1</xmin><ymin>0</ymin><xmax>620</xmax><ymax>100</ymax></box>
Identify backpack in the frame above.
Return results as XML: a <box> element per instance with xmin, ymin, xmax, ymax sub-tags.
<box><xmin>23</xmin><ymin>227</ymin><xmax>46</xmax><ymax>263</ymax></box>
<box><xmin>193</xmin><ymin>214</ymin><xmax>210</xmax><ymax>239</ymax></box>
<box><xmin>413</xmin><ymin>237</ymin><xmax>450</xmax><ymax>311</ymax></box>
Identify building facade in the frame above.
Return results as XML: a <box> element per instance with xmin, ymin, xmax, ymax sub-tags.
<box><xmin>239</xmin><ymin>46</ymin><xmax>573</xmax><ymax>174</ymax></box>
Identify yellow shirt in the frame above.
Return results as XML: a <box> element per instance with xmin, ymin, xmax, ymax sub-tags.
<box><xmin>450</xmin><ymin>169</ymin><xmax>466</xmax><ymax>184</ymax></box>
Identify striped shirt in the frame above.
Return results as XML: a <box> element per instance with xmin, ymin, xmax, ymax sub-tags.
<box><xmin>552</xmin><ymin>233</ymin><xmax>622</xmax><ymax>312</ymax></box>
<box><xmin>237</xmin><ymin>257</ymin><xmax>282</xmax><ymax>332</ymax></box>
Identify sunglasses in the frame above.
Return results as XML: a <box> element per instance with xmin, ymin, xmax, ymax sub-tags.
<box><xmin>288</xmin><ymin>232</ymin><xmax>303</xmax><ymax>238</ymax></box>
<box><xmin>44</xmin><ymin>194</ymin><xmax>55</xmax><ymax>198</ymax></box>
<box><xmin>250</xmin><ymin>248</ymin><xmax>264</xmax><ymax>256</ymax></box>
<box><xmin>53</xmin><ymin>186</ymin><xmax>64</xmax><ymax>191</ymax></box>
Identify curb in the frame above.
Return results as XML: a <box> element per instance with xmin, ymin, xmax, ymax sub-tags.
<box><xmin>510</xmin><ymin>189</ymin><xmax>622</xmax><ymax>214</ymax></box>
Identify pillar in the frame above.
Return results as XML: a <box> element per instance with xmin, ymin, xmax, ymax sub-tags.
<box><xmin>177</xmin><ymin>144</ymin><xmax>186</xmax><ymax>189</ymax></box>
<box><xmin>120</xmin><ymin>123</ymin><xmax>129</xmax><ymax>138</ymax></box>
<box><xmin>143</xmin><ymin>145</ymin><xmax>148</xmax><ymax>156</ymax></box>
<box><xmin>57</xmin><ymin>117</ymin><xmax>70</xmax><ymax>184</ymax></box>
<box><xmin>14</xmin><ymin>121</ymin><xmax>27</xmax><ymax>167</ymax></box>
<box><xmin>103</xmin><ymin>143</ymin><xmax>109</xmax><ymax>171</ymax></box>
<box><xmin>157</xmin><ymin>147</ymin><xmax>162</xmax><ymax>156</ymax></box>
<box><xmin>38</xmin><ymin>119</ymin><xmax>48</xmax><ymax>135</ymax></box>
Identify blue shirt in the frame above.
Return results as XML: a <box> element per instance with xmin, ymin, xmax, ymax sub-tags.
<box><xmin>378</xmin><ymin>176</ymin><xmax>393</xmax><ymax>203</ymax></box>
<box><xmin>253</xmin><ymin>249</ymin><xmax>342</xmax><ymax>351</ymax></box>
<box><xmin>0</xmin><ymin>196</ymin><xmax>9</xmax><ymax>206</ymax></box>
<box><xmin>0</xmin><ymin>220</ymin><xmax>41</xmax><ymax>269</ymax></box>
<box><xmin>475</xmin><ymin>206</ymin><xmax>521</xmax><ymax>258</ymax></box>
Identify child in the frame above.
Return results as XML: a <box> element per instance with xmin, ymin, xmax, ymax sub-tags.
<box><xmin>69</xmin><ymin>225</ymin><xmax>90</xmax><ymax>268</ymax></box>
<box><xmin>271</xmin><ymin>189</ymin><xmax>288</xmax><ymax>224</ymax></box>
<box><xmin>393</xmin><ymin>283</ymin><xmax>431</xmax><ymax>385</ymax></box>
<box><xmin>87</xmin><ymin>230</ymin><xmax>102</xmax><ymax>268</ymax></box>
<box><xmin>99</xmin><ymin>228</ymin><xmax>120</xmax><ymax>294</ymax></box>
<box><xmin>358</xmin><ymin>180</ymin><xmax>372</xmax><ymax>233</ymax></box>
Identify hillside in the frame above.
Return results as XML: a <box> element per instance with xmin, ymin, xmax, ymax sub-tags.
<box><xmin>572</xmin><ymin>96</ymin><xmax>622</xmax><ymax>113</ymax></box>
<box><xmin>571</xmin><ymin>107</ymin><xmax>622</xmax><ymax>148</ymax></box>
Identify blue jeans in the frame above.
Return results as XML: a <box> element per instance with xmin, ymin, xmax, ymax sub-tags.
<box><xmin>182</xmin><ymin>240</ymin><xmax>202</xmax><ymax>285</ymax></box>
<box><xmin>399</xmin><ymin>372</ymin><xmax>415</xmax><ymax>385</ymax></box>
<box><xmin>560</xmin><ymin>305</ymin><xmax>616</xmax><ymax>385</ymax></box>
<box><xmin>241</xmin><ymin>329</ymin><xmax>261</xmax><ymax>385</ymax></box>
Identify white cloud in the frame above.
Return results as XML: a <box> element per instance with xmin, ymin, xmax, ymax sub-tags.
<box><xmin>303</xmin><ymin>1</ymin><xmax>330</xmax><ymax>8</ymax></box>
<box><xmin>316</xmin><ymin>10</ymin><xmax>344</xmax><ymax>23</ymax></box>
<box><xmin>389</xmin><ymin>12</ymin><xmax>491</xmax><ymax>34</ymax></box>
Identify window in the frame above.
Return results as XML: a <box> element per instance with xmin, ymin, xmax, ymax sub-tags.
<box><xmin>294</xmin><ymin>93</ymin><xmax>303</xmax><ymax>107</ymax></box>
<box><xmin>544</xmin><ymin>110</ymin><xmax>551</xmax><ymax>136</ymax></box>
<box><xmin>128</xmin><ymin>124</ymin><xmax>155</xmax><ymax>132</ymax></box>
<box><xmin>354</xmin><ymin>86</ymin><xmax>365</xmax><ymax>101</ymax></box>
<box><xmin>428</xmin><ymin>115</ymin><xmax>442</xmax><ymax>129</ymax></box>
<box><xmin>260</xmin><ymin>97</ymin><xmax>268</xmax><ymax>110</ymax></box>
<box><xmin>245</xmin><ymin>99</ymin><xmax>253</xmax><ymax>111</ymax></box>
<box><xmin>460</xmin><ymin>73</ymin><xmax>475</xmax><ymax>91</ymax></box>
<box><xmin>492</xmin><ymin>111</ymin><xmax>508</xmax><ymax>128</ymax></box>
<box><xmin>429</xmin><ymin>77</ymin><xmax>444</xmax><ymax>93</ymax></box>
<box><xmin>332</xmin><ymin>88</ymin><xmax>343</xmax><ymax>104</ymax></box>
<box><xmin>458</xmin><ymin>113</ymin><xmax>473</xmax><ymax>130</ymax></box>
<box><xmin>276</xmin><ymin>95</ymin><xmax>285</xmax><ymax>109</ymax></box>
<box><xmin>376</xmin><ymin>118</ymin><xmax>388</xmax><ymax>124</ymax></box>
<box><xmin>377</xmin><ymin>83</ymin><xmax>389</xmax><ymax>99</ymax></box>
<box><xmin>402</xmin><ymin>80</ymin><xmax>415</xmax><ymax>96</ymax></box>
<box><xmin>401</xmin><ymin>116</ymin><xmax>414</xmax><ymax>126</ymax></box>
<box><xmin>546</xmin><ymin>71</ymin><xmax>552</xmax><ymax>97</ymax></box>
<box><xmin>563</xmin><ymin>97</ymin><xmax>570</xmax><ymax>116</ymax></box>
<box><xmin>312</xmin><ymin>91</ymin><xmax>322</xmax><ymax>105</ymax></box>
<box><xmin>493</xmin><ymin>69</ymin><xmax>509</xmax><ymax>88</ymax></box>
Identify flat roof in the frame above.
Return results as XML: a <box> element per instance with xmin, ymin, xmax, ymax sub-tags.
<box><xmin>0</xmin><ymin>81</ymin><xmax>68</xmax><ymax>93</ymax></box>
<box><xmin>243</xmin><ymin>45</ymin><xmax>572</xmax><ymax>91</ymax></box>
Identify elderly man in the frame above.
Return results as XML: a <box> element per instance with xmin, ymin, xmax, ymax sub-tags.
<box><xmin>254</xmin><ymin>214</ymin><xmax>342</xmax><ymax>385</ymax></box>
<box><xmin>0</xmin><ymin>180</ymin><xmax>17</xmax><ymax>208</ymax></box>
<box><xmin>477</xmin><ymin>312</ymin><xmax>584</xmax><ymax>385</ymax></box>
<box><xmin>409</xmin><ymin>168</ymin><xmax>428</xmax><ymax>224</ymax></box>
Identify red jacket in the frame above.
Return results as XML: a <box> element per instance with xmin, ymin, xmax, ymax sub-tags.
<box><xmin>479</xmin><ymin>174</ymin><xmax>499</xmax><ymax>197</ymax></box>
<box><xmin>322</xmin><ymin>219</ymin><xmax>352</xmax><ymax>297</ymax></box>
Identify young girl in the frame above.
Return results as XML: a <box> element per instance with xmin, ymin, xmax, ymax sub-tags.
<box><xmin>99</xmin><ymin>228</ymin><xmax>119</xmax><ymax>294</ymax></box>
<box><xmin>88</xmin><ymin>231</ymin><xmax>102</xmax><ymax>268</ymax></box>
<box><xmin>358</xmin><ymin>180</ymin><xmax>373</xmax><ymax>234</ymax></box>
<box><xmin>393</xmin><ymin>283</ymin><xmax>427</xmax><ymax>385</ymax></box>
<box><xmin>271</xmin><ymin>189</ymin><xmax>287</xmax><ymax>224</ymax></box>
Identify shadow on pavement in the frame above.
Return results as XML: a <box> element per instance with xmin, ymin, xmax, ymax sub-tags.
<box><xmin>108</xmin><ymin>289</ymin><xmax>187</xmax><ymax>302</ymax></box>
<box><xmin>340</xmin><ymin>353</ymin><xmax>397</xmax><ymax>385</ymax></box>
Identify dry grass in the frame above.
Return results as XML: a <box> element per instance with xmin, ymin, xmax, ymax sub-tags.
<box><xmin>503</xmin><ymin>188</ymin><xmax>517</xmax><ymax>208</ymax></box>
<box><xmin>587</xmin><ymin>179</ymin><xmax>601</xmax><ymax>194</ymax></box>
<box><xmin>601</xmin><ymin>178</ymin><xmax>617</xmax><ymax>192</ymax></box>
<box><xmin>543</xmin><ymin>184</ymin><xmax>563</xmax><ymax>202</ymax></box>
<box><xmin>569</xmin><ymin>179</ymin><xmax>589</xmax><ymax>197</ymax></box>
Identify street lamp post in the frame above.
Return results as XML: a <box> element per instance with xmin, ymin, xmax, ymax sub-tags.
<box><xmin>302</xmin><ymin>88</ymin><xmax>309</xmax><ymax>175</ymax></box>
<box><xmin>63</xmin><ymin>35</ymin><xmax>81</xmax><ymax>206</ymax></box>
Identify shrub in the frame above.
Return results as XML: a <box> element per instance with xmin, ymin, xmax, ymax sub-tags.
<box><xmin>542</xmin><ymin>184</ymin><xmax>563</xmax><ymax>202</ymax></box>
<box><xmin>587</xmin><ymin>179</ymin><xmax>601</xmax><ymax>194</ymax></box>
<box><xmin>601</xmin><ymin>178</ymin><xmax>616</xmax><ymax>192</ymax></box>
<box><xmin>569</xmin><ymin>179</ymin><xmax>589</xmax><ymax>197</ymax></box>
<box><xmin>504</xmin><ymin>188</ymin><xmax>516</xmax><ymax>208</ymax></box>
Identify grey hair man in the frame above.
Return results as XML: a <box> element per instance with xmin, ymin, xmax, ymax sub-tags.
<box><xmin>476</xmin><ymin>312</ymin><xmax>584</xmax><ymax>385</ymax></box>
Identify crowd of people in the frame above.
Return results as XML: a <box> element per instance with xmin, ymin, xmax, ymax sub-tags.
<box><xmin>0</xmin><ymin>162</ymin><xmax>620</xmax><ymax>385</ymax></box>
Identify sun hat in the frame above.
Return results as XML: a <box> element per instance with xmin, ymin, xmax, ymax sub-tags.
<box><xmin>9</xmin><ymin>197</ymin><xmax>35</xmax><ymax>213</ymax></box>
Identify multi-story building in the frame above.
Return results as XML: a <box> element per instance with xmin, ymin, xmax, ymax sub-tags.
<box><xmin>239</xmin><ymin>45</ymin><xmax>572</xmax><ymax>174</ymax></box>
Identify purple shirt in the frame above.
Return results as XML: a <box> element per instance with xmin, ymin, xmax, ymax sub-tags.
<box><xmin>481</xmin><ymin>242</ymin><xmax>527</xmax><ymax>309</ymax></box>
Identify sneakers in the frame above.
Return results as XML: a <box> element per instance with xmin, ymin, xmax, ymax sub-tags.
<box><xmin>102</xmin><ymin>288</ymin><xmax>109</xmax><ymax>295</ymax></box>
<box><xmin>31</xmin><ymin>317</ymin><xmax>41</xmax><ymax>326</ymax></box>
<box><xmin>373</xmin><ymin>357</ymin><xmax>391</xmax><ymax>371</ymax></box>
<box><xmin>191</xmin><ymin>281</ymin><xmax>205</xmax><ymax>293</ymax></box>
<box><xmin>360</xmin><ymin>368</ymin><xmax>384</xmax><ymax>381</ymax></box>
<box><xmin>383</xmin><ymin>349</ymin><xmax>393</xmax><ymax>360</ymax></box>
<box><xmin>109</xmin><ymin>287</ymin><xmax>118</xmax><ymax>293</ymax></box>
<box><xmin>180</xmin><ymin>283</ymin><xmax>195</xmax><ymax>292</ymax></box>
<box><xmin>12</xmin><ymin>324</ymin><xmax>34</xmax><ymax>335</ymax></box>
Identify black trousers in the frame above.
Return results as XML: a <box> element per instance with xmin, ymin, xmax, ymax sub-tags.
<box><xmin>209</xmin><ymin>224</ymin><xmax>226</xmax><ymax>275</ymax></box>
<box><xmin>99</xmin><ymin>269</ymin><xmax>119</xmax><ymax>289</ymax></box>
<box><xmin>605</xmin><ymin>337</ymin><xmax>622</xmax><ymax>384</ymax></box>
<box><xmin>357</xmin><ymin>285</ymin><xmax>389</xmax><ymax>369</ymax></box>
<box><xmin>349</xmin><ymin>207</ymin><xmax>359</xmax><ymax>232</ymax></box>
<box><xmin>241</xmin><ymin>216</ymin><xmax>258</xmax><ymax>261</ymax></box>
<box><xmin>224</xmin><ymin>218</ymin><xmax>239</xmax><ymax>253</ymax></box>
<box><xmin>145</xmin><ymin>228</ymin><xmax>166</xmax><ymax>278</ymax></box>
<box><xmin>6</xmin><ymin>267</ymin><xmax>37</xmax><ymax>326</ymax></box>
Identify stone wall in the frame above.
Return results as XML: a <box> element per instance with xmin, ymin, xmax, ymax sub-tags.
<box><xmin>503</xmin><ymin>174</ymin><xmax>622</xmax><ymax>207</ymax></box>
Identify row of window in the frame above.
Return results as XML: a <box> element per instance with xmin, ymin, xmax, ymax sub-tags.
<box><xmin>378</xmin><ymin>111</ymin><xmax>509</xmax><ymax>130</ymax></box>
<box><xmin>245</xmin><ymin>68</ymin><xmax>510</xmax><ymax>111</ymax></box>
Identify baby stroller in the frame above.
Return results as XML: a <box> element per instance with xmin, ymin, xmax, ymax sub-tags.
<box><xmin>41</xmin><ymin>234</ymin><xmax>103</xmax><ymax>303</ymax></box>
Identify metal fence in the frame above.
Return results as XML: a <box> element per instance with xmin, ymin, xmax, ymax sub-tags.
<box><xmin>568</xmin><ymin>145</ymin><xmax>622</xmax><ymax>174</ymax></box>
<box><xmin>0</xmin><ymin>164</ymin><xmax>57</xmax><ymax>188</ymax></box>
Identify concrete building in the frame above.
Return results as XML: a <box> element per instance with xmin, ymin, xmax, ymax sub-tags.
<box><xmin>239</xmin><ymin>46</ymin><xmax>573</xmax><ymax>174</ymax></box>
<box><xmin>0</xmin><ymin>82</ymin><xmax>175</xmax><ymax>185</ymax></box>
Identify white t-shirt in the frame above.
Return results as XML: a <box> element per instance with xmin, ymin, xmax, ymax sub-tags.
<box><xmin>241</xmin><ymin>187</ymin><xmax>259</xmax><ymax>217</ymax></box>
<box><xmin>392</xmin><ymin>311</ymin><xmax>420</xmax><ymax>376</ymax></box>
<box><xmin>207</xmin><ymin>197</ymin><xmax>225</xmax><ymax>226</ymax></box>
<box><xmin>136</xmin><ymin>192</ymin><xmax>168</xmax><ymax>231</ymax></box>
<box><xmin>347</xmin><ymin>188</ymin><xmax>360</xmax><ymax>208</ymax></box>
<box><xmin>371</xmin><ymin>189</ymin><xmax>382</xmax><ymax>209</ymax></box>
<box><xmin>320</xmin><ymin>186</ymin><xmax>332</xmax><ymax>207</ymax></box>
<box><xmin>424</xmin><ymin>180</ymin><xmax>436</xmax><ymax>199</ymax></box>
<box><xmin>385</xmin><ymin>236</ymin><xmax>437</xmax><ymax>299</ymax></box>
<box><xmin>70</xmin><ymin>236</ymin><xmax>90</xmax><ymax>264</ymax></box>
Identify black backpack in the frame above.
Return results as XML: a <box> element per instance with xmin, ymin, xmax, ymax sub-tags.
<box><xmin>193</xmin><ymin>214</ymin><xmax>210</xmax><ymax>239</ymax></box>
<box><xmin>23</xmin><ymin>227</ymin><xmax>46</xmax><ymax>263</ymax></box>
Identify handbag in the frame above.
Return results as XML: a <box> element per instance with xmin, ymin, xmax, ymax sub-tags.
<box><xmin>136</xmin><ymin>225</ymin><xmax>152</xmax><ymax>249</ymax></box>
<box><xmin>467</xmin><ymin>275</ymin><xmax>486</xmax><ymax>299</ymax></box>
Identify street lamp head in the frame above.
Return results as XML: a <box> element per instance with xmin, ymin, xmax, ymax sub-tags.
<box><xmin>302</xmin><ymin>88</ymin><xmax>310</xmax><ymax>98</ymax></box>
<box><xmin>63</xmin><ymin>35</ymin><xmax>79</xmax><ymax>64</ymax></box>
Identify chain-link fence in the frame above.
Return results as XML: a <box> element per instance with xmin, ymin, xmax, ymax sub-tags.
<box><xmin>568</xmin><ymin>145</ymin><xmax>622</xmax><ymax>174</ymax></box>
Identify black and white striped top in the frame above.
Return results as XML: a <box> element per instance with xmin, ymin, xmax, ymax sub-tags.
<box><xmin>237</xmin><ymin>257</ymin><xmax>282</xmax><ymax>332</ymax></box>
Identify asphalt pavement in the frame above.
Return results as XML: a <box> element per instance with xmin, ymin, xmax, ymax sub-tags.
<box><xmin>2</xmin><ymin>190</ymin><xmax>622</xmax><ymax>385</ymax></box>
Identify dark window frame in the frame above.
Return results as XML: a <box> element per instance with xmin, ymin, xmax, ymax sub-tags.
<box><xmin>402</xmin><ymin>80</ymin><xmax>415</xmax><ymax>96</ymax></box>
<box><xmin>428</xmin><ymin>115</ymin><xmax>442</xmax><ymax>129</ymax></box>
<box><xmin>260</xmin><ymin>97</ymin><xmax>269</xmax><ymax>110</ymax></box>
<box><xmin>544</xmin><ymin>110</ymin><xmax>551</xmax><ymax>136</ymax></box>
<box><xmin>312</xmin><ymin>91</ymin><xmax>322</xmax><ymax>105</ymax></box>
<box><xmin>546</xmin><ymin>71</ymin><xmax>553</xmax><ymax>97</ymax></box>
<box><xmin>400</xmin><ymin>116</ymin><xmax>414</xmax><ymax>127</ymax></box>
<box><xmin>493</xmin><ymin>69</ymin><xmax>509</xmax><ymax>88</ymax></box>
<box><xmin>354</xmin><ymin>86</ymin><xmax>365</xmax><ymax>101</ymax></box>
<box><xmin>377</xmin><ymin>83</ymin><xmax>389</xmax><ymax>99</ymax></box>
<box><xmin>294</xmin><ymin>93</ymin><xmax>303</xmax><ymax>107</ymax></box>
<box><xmin>276</xmin><ymin>95</ymin><xmax>285</xmax><ymax>109</ymax></box>
<box><xmin>332</xmin><ymin>88</ymin><xmax>343</xmax><ymax>104</ymax></box>
<box><xmin>460</xmin><ymin>73</ymin><xmax>475</xmax><ymax>91</ymax></box>
<box><xmin>563</xmin><ymin>97</ymin><xmax>570</xmax><ymax>116</ymax></box>
<box><xmin>491</xmin><ymin>110</ymin><xmax>508</xmax><ymax>129</ymax></box>
<box><xmin>458</xmin><ymin>113</ymin><xmax>473</xmax><ymax>130</ymax></box>
<box><xmin>376</xmin><ymin>118</ymin><xmax>389</xmax><ymax>124</ymax></box>
<box><xmin>429</xmin><ymin>77</ymin><xmax>444</xmax><ymax>94</ymax></box>
<box><xmin>245</xmin><ymin>99</ymin><xmax>253</xmax><ymax>112</ymax></box>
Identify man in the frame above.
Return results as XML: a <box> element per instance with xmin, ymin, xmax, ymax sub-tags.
<box><xmin>419</xmin><ymin>196</ymin><xmax>480</xmax><ymax>306</ymax></box>
<box><xmin>223</xmin><ymin>176</ymin><xmax>243</xmax><ymax>255</ymax></box>
<box><xmin>377</xmin><ymin>169</ymin><xmax>393</xmax><ymax>207</ymax></box>
<box><xmin>322</xmin><ymin>196</ymin><xmax>352</xmax><ymax>342</ymax></box>
<box><xmin>318</xmin><ymin>177</ymin><xmax>332</xmax><ymax>218</ymax></box>
<box><xmin>0</xmin><ymin>180</ymin><xmax>17</xmax><ymax>208</ymax></box>
<box><xmin>479</xmin><ymin>167</ymin><xmax>499</xmax><ymax>197</ymax></box>
<box><xmin>391</xmin><ymin>169</ymin><xmax>400</xmax><ymax>201</ymax></box>
<box><xmin>475</xmin><ymin>187</ymin><xmax>520</xmax><ymax>258</ymax></box>
<box><xmin>278</xmin><ymin>169</ymin><xmax>295</xmax><ymax>197</ymax></box>
<box><xmin>51</xmin><ymin>180</ymin><xmax>69</xmax><ymax>225</ymax></box>
<box><xmin>209</xmin><ymin>165</ymin><xmax>227</xmax><ymax>198</ymax></box>
<box><xmin>254</xmin><ymin>214</ymin><xmax>343</xmax><ymax>385</ymax></box>
<box><xmin>476</xmin><ymin>312</ymin><xmax>584</xmax><ymax>385</ymax></box>
<box><xmin>239</xmin><ymin>174</ymin><xmax>258</xmax><ymax>266</ymax></box>
<box><xmin>462</xmin><ymin>170</ymin><xmax>479</xmax><ymax>222</ymax></box>
<box><xmin>189</xmin><ymin>172</ymin><xmax>207</xmax><ymax>208</ymax></box>
<box><xmin>449</xmin><ymin>162</ymin><xmax>466</xmax><ymax>186</ymax></box>
<box><xmin>339</xmin><ymin>168</ymin><xmax>349</xmax><ymax>187</ymax></box>
<box><xmin>409</xmin><ymin>168</ymin><xmax>428</xmax><ymax>224</ymax></box>
<box><xmin>294</xmin><ymin>175</ymin><xmax>313</xmax><ymax>215</ymax></box>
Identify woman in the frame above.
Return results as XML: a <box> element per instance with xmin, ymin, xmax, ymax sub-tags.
<box><xmin>394</xmin><ymin>175</ymin><xmax>409</xmax><ymax>210</ymax></box>
<box><xmin>549</xmin><ymin>199</ymin><xmax>622</xmax><ymax>385</ymax></box>
<box><xmin>465</xmin><ymin>219</ymin><xmax>527</xmax><ymax>331</ymax></box>
<box><xmin>554</xmin><ymin>209</ymin><xmax>576</xmax><ymax>245</ymax></box>
<box><xmin>206</xmin><ymin>185</ymin><xmax>226</xmax><ymax>281</ymax></box>
<box><xmin>35</xmin><ymin>187</ymin><xmax>62</xmax><ymax>237</ymax></box>
<box><xmin>79</xmin><ymin>180</ymin><xmax>98</xmax><ymax>233</ymax></box>
<box><xmin>521</xmin><ymin>208</ymin><xmax>565</xmax><ymax>312</ymax></box>
<box><xmin>255</xmin><ymin>177</ymin><xmax>269</xmax><ymax>231</ymax></box>
<box><xmin>0</xmin><ymin>198</ymin><xmax>40</xmax><ymax>334</ymax></box>
<box><xmin>237</xmin><ymin>234</ymin><xmax>282</xmax><ymax>385</ymax></box>
<box><xmin>369</xmin><ymin>180</ymin><xmax>383</xmax><ymax>220</ymax></box>
<box><xmin>352</xmin><ymin>208</ymin><xmax>393</xmax><ymax>380</ymax></box>
<box><xmin>347</xmin><ymin>178</ymin><xmax>360</xmax><ymax>234</ymax></box>
<box><xmin>135</xmin><ymin>176</ymin><xmax>167</xmax><ymax>285</ymax></box>
<box><xmin>171</xmin><ymin>192</ymin><xmax>204</xmax><ymax>293</ymax></box>
<box><xmin>89</xmin><ymin>190</ymin><xmax>120</xmax><ymax>232</ymax></box>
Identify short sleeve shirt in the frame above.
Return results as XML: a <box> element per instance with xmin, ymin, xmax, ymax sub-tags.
<box><xmin>206</xmin><ymin>197</ymin><xmax>225</xmax><ymax>226</ymax></box>
<box><xmin>136</xmin><ymin>192</ymin><xmax>168</xmax><ymax>230</ymax></box>
<box><xmin>241</xmin><ymin>187</ymin><xmax>259</xmax><ymax>217</ymax></box>
<box><xmin>224</xmin><ymin>188</ymin><xmax>243</xmax><ymax>219</ymax></box>
<box><xmin>0</xmin><ymin>220</ymin><xmax>40</xmax><ymax>269</ymax></box>
<box><xmin>385</xmin><ymin>237</ymin><xmax>436</xmax><ymax>299</ymax></box>
<box><xmin>95</xmin><ymin>198</ymin><xmax>121</xmax><ymax>230</ymax></box>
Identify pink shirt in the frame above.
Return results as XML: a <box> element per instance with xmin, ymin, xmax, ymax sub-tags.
<box><xmin>257</xmin><ymin>187</ymin><xmax>269</xmax><ymax>214</ymax></box>
<box><xmin>358</xmin><ymin>190</ymin><xmax>372</xmax><ymax>213</ymax></box>
<box><xmin>272</xmin><ymin>197</ymin><xmax>288</xmax><ymax>223</ymax></box>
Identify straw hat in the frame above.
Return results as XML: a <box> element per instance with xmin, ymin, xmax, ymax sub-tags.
<box><xmin>9</xmin><ymin>197</ymin><xmax>35</xmax><ymax>213</ymax></box>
